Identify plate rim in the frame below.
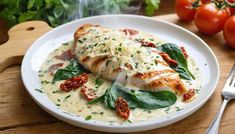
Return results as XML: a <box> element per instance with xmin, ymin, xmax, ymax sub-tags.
<box><xmin>21</xmin><ymin>14</ymin><xmax>220</xmax><ymax>132</ymax></box>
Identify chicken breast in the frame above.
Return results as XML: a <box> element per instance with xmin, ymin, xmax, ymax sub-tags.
<box><xmin>74</xmin><ymin>24</ymin><xmax>187</xmax><ymax>94</ymax></box>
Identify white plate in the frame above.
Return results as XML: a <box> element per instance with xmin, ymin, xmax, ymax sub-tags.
<box><xmin>21</xmin><ymin>15</ymin><xmax>219</xmax><ymax>133</ymax></box>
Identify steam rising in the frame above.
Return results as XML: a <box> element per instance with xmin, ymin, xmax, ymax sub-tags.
<box><xmin>70</xmin><ymin>0</ymin><xmax>142</xmax><ymax>20</ymax></box>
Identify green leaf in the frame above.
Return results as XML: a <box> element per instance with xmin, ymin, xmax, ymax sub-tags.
<box><xmin>85</xmin><ymin>115</ymin><xmax>92</xmax><ymax>120</ymax></box>
<box><xmin>52</xmin><ymin>60</ymin><xmax>89</xmax><ymax>83</ymax></box>
<box><xmin>90</xmin><ymin>85</ymin><xmax>177</xmax><ymax>110</ymax></box>
<box><xmin>110</xmin><ymin>86</ymin><xmax>139</xmax><ymax>109</ymax></box>
<box><xmin>27</xmin><ymin>0</ymin><xmax>35</xmax><ymax>9</ymax></box>
<box><xmin>87</xmin><ymin>94</ymin><xmax>104</xmax><ymax>105</ymax></box>
<box><xmin>18</xmin><ymin>11</ymin><xmax>37</xmax><ymax>22</ymax></box>
<box><xmin>144</xmin><ymin>0</ymin><xmax>160</xmax><ymax>16</ymax></box>
<box><xmin>131</xmin><ymin>90</ymin><xmax>177</xmax><ymax>109</ymax></box>
<box><xmin>53</xmin><ymin>5</ymin><xmax>64</xmax><ymax>19</ymax></box>
<box><xmin>158</xmin><ymin>43</ymin><xmax>195</xmax><ymax>80</ymax></box>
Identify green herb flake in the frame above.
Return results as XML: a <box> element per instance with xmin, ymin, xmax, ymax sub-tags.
<box><xmin>117</xmin><ymin>47</ymin><xmax>122</xmax><ymax>52</ymax></box>
<box><xmin>64</xmin><ymin>95</ymin><xmax>71</xmax><ymax>100</ymax></box>
<box><xmin>85</xmin><ymin>115</ymin><xmax>92</xmax><ymax>120</ymax></box>
<box><xmin>127</xmin><ymin>120</ymin><xmax>132</xmax><ymax>123</ymax></box>
<box><xmin>62</xmin><ymin>42</ymin><xmax>69</xmax><ymax>46</ymax></box>
<box><xmin>41</xmin><ymin>80</ymin><xmax>50</xmax><ymax>84</ymax></box>
<box><xmin>136</xmin><ymin>50</ymin><xmax>141</xmax><ymax>54</ymax></box>
<box><xmin>52</xmin><ymin>90</ymin><xmax>59</xmax><ymax>93</ymax></box>
<box><xmin>135</xmin><ymin>62</ymin><xmax>139</xmax><ymax>68</ymax></box>
<box><xmin>149</xmin><ymin>38</ymin><xmax>154</xmax><ymax>41</ymax></box>
<box><xmin>175</xmin><ymin>106</ymin><xmax>183</xmax><ymax>111</ymax></box>
<box><xmin>164</xmin><ymin>107</ymin><xmax>170</xmax><ymax>113</ymax></box>
<box><xmin>78</xmin><ymin>40</ymin><xmax>83</xmax><ymax>44</ymax></box>
<box><xmin>35</xmin><ymin>88</ymin><xmax>43</xmax><ymax>93</ymax></box>
<box><xmin>95</xmin><ymin>77</ymin><xmax>104</xmax><ymax>88</ymax></box>
<box><xmin>91</xmin><ymin>112</ymin><xmax>104</xmax><ymax>115</ymax></box>
<box><xmin>56</xmin><ymin>104</ymin><xmax>61</xmax><ymax>106</ymax></box>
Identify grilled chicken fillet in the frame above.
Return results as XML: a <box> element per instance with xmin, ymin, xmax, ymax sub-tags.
<box><xmin>74</xmin><ymin>24</ymin><xmax>187</xmax><ymax>94</ymax></box>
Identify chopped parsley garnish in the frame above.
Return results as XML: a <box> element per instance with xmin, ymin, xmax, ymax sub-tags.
<box><xmin>38</xmin><ymin>74</ymin><xmax>44</xmax><ymax>77</ymax></box>
<box><xmin>164</xmin><ymin>107</ymin><xmax>170</xmax><ymax>113</ymax></box>
<box><xmin>135</xmin><ymin>62</ymin><xmax>139</xmax><ymax>68</ymax></box>
<box><xmin>62</xmin><ymin>42</ymin><xmax>69</xmax><ymax>46</ymax></box>
<box><xmin>35</xmin><ymin>88</ymin><xmax>43</xmax><ymax>93</ymax></box>
<box><xmin>56</xmin><ymin>104</ymin><xmax>61</xmax><ymax>106</ymax></box>
<box><xmin>64</xmin><ymin>95</ymin><xmax>71</xmax><ymax>100</ymax></box>
<box><xmin>52</xmin><ymin>90</ymin><xmax>59</xmax><ymax>93</ymax></box>
<box><xmin>85</xmin><ymin>115</ymin><xmax>92</xmax><ymax>120</ymax></box>
<box><xmin>117</xmin><ymin>47</ymin><xmax>122</xmax><ymax>52</ymax></box>
<box><xmin>91</xmin><ymin>112</ymin><xmax>104</xmax><ymax>115</ymax></box>
<box><xmin>78</xmin><ymin>40</ymin><xmax>83</xmax><ymax>44</ymax></box>
<box><xmin>149</xmin><ymin>38</ymin><xmax>154</xmax><ymax>41</ymax></box>
<box><xmin>94</xmin><ymin>43</ymin><xmax>98</xmax><ymax>46</ymax></box>
<box><xmin>175</xmin><ymin>106</ymin><xmax>183</xmax><ymax>111</ymax></box>
<box><xmin>41</xmin><ymin>80</ymin><xmax>50</xmax><ymax>84</ymax></box>
<box><xmin>95</xmin><ymin>77</ymin><xmax>104</xmax><ymax>88</ymax></box>
<box><xmin>136</xmin><ymin>50</ymin><xmax>141</xmax><ymax>54</ymax></box>
<box><xmin>127</xmin><ymin>120</ymin><xmax>132</xmax><ymax>123</ymax></box>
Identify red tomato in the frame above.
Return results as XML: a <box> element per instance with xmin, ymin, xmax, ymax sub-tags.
<box><xmin>80</xmin><ymin>86</ymin><xmax>96</xmax><ymax>101</ymax></box>
<box><xmin>228</xmin><ymin>0</ymin><xmax>235</xmax><ymax>14</ymax></box>
<box><xmin>175</xmin><ymin>0</ymin><xmax>197</xmax><ymax>21</ymax></box>
<box><xmin>183</xmin><ymin>89</ymin><xmax>196</xmax><ymax>102</ymax></box>
<box><xmin>115</xmin><ymin>97</ymin><xmax>130</xmax><ymax>120</ymax></box>
<box><xmin>60</xmin><ymin>73</ymin><xmax>88</xmax><ymax>92</ymax></box>
<box><xmin>223</xmin><ymin>16</ymin><xmax>235</xmax><ymax>48</ymax></box>
<box><xmin>54</xmin><ymin>49</ymin><xmax>74</xmax><ymax>61</ymax></box>
<box><xmin>201</xmin><ymin>0</ymin><xmax>210</xmax><ymax>4</ymax></box>
<box><xmin>230</xmin><ymin>8</ymin><xmax>235</xmax><ymax>14</ymax></box>
<box><xmin>194</xmin><ymin>3</ymin><xmax>231</xmax><ymax>35</ymax></box>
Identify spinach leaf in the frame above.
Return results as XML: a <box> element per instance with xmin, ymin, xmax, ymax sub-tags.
<box><xmin>131</xmin><ymin>90</ymin><xmax>177</xmax><ymax>109</ymax></box>
<box><xmin>109</xmin><ymin>86</ymin><xmax>139</xmax><ymax>109</ymax></box>
<box><xmin>158</xmin><ymin>43</ymin><xmax>195</xmax><ymax>80</ymax></box>
<box><xmin>88</xmin><ymin>94</ymin><xmax>104</xmax><ymax>105</ymax></box>
<box><xmin>88</xmin><ymin>85</ymin><xmax>176</xmax><ymax>110</ymax></box>
<box><xmin>52</xmin><ymin>60</ymin><xmax>89</xmax><ymax>83</ymax></box>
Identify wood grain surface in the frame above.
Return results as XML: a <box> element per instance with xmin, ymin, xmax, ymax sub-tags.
<box><xmin>0</xmin><ymin>14</ymin><xmax>234</xmax><ymax>134</ymax></box>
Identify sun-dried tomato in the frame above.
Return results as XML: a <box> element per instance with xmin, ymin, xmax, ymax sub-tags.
<box><xmin>159</xmin><ymin>52</ymin><xmax>178</xmax><ymax>66</ymax></box>
<box><xmin>140</xmin><ymin>41</ymin><xmax>156</xmax><ymax>48</ymax></box>
<box><xmin>122</xmin><ymin>28</ymin><xmax>139</xmax><ymax>36</ymax></box>
<box><xmin>115</xmin><ymin>97</ymin><xmax>130</xmax><ymax>120</ymax></box>
<box><xmin>180</xmin><ymin>47</ymin><xmax>189</xmax><ymax>59</ymax></box>
<box><xmin>80</xmin><ymin>86</ymin><xmax>97</xmax><ymax>101</ymax></box>
<box><xmin>183</xmin><ymin>89</ymin><xmax>196</xmax><ymax>102</ymax></box>
<box><xmin>55</xmin><ymin>49</ymin><xmax>75</xmax><ymax>61</ymax></box>
<box><xmin>48</xmin><ymin>63</ymin><xmax>63</xmax><ymax>75</ymax></box>
<box><xmin>60</xmin><ymin>73</ymin><xmax>88</xmax><ymax>92</ymax></box>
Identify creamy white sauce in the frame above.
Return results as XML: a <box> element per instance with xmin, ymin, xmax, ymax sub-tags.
<box><xmin>39</xmin><ymin>36</ymin><xmax>201</xmax><ymax>124</ymax></box>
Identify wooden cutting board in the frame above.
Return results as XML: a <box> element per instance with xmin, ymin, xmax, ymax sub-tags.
<box><xmin>0</xmin><ymin>14</ymin><xmax>234</xmax><ymax>134</ymax></box>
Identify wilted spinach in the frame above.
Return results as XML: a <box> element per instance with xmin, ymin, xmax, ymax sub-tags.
<box><xmin>89</xmin><ymin>85</ymin><xmax>177</xmax><ymax>110</ymax></box>
<box><xmin>52</xmin><ymin>60</ymin><xmax>89</xmax><ymax>83</ymax></box>
<box><xmin>158</xmin><ymin>43</ymin><xmax>195</xmax><ymax>80</ymax></box>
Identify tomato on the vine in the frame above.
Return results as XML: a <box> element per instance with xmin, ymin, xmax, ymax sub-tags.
<box><xmin>194</xmin><ymin>3</ymin><xmax>231</xmax><ymax>35</ymax></box>
<box><xmin>223</xmin><ymin>16</ymin><xmax>235</xmax><ymax>48</ymax></box>
<box><xmin>175</xmin><ymin>0</ymin><xmax>198</xmax><ymax>21</ymax></box>
<box><xmin>201</xmin><ymin>0</ymin><xmax>211</xmax><ymax>4</ymax></box>
<box><xmin>227</xmin><ymin>0</ymin><xmax>235</xmax><ymax>14</ymax></box>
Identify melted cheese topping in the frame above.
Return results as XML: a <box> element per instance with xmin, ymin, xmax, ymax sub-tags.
<box><xmin>75</xmin><ymin>27</ymin><xmax>168</xmax><ymax>75</ymax></box>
